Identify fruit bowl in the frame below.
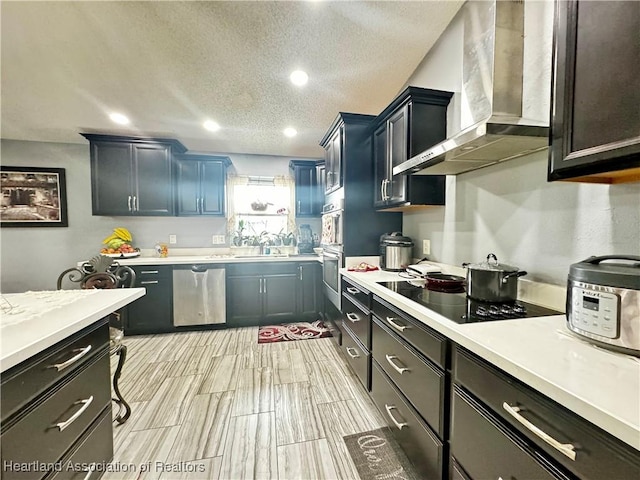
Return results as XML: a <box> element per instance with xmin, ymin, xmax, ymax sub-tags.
<box><xmin>103</xmin><ymin>251</ymin><xmax>140</xmax><ymax>259</ymax></box>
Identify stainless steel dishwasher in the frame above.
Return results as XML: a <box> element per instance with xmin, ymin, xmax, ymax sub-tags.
<box><xmin>173</xmin><ymin>265</ymin><xmax>226</xmax><ymax>326</ymax></box>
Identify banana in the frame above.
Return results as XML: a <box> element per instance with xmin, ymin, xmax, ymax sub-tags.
<box><xmin>102</xmin><ymin>233</ymin><xmax>119</xmax><ymax>245</ymax></box>
<box><xmin>114</xmin><ymin>227</ymin><xmax>132</xmax><ymax>242</ymax></box>
<box><xmin>108</xmin><ymin>238</ymin><xmax>126</xmax><ymax>249</ymax></box>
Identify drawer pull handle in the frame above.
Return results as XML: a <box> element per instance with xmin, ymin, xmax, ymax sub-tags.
<box><xmin>82</xmin><ymin>470</ymin><xmax>94</xmax><ymax>480</ymax></box>
<box><xmin>502</xmin><ymin>402</ymin><xmax>577</xmax><ymax>461</ymax></box>
<box><xmin>384</xmin><ymin>404</ymin><xmax>408</xmax><ymax>430</ymax></box>
<box><xmin>140</xmin><ymin>270</ymin><xmax>159</xmax><ymax>274</ymax></box>
<box><xmin>346</xmin><ymin>287</ymin><xmax>359</xmax><ymax>295</ymax></box>
<box><xmin>386</xmin><ymin>317</ymin><xmax>407</xmax><ymax>332</ymax></box>
<box><xmin>346</xmin><ymin>347</ymin><xmax>360</xmax><ymax>359</ymax></box>
<box><xmin>54</xmin><ymin>396</ymin><xmax>94</xmax><ymax>432</ymax></box>
<box><xmin>50</xmin><ymin>345</ymin><xmax>92</xmax><ymax>371</ymax></box>
<box><xmin>346</xmin><ymin>312</ymin><xmax>360</xmax><ymax>323</ymax></box>
<box><xmin>385</xmin><ymin>355</ymin><xmax>410</xmax><ymax>374</ymax></box>
<box><xmin>140</xmin><ymin>280</ymin><xmax>159</xmax><ymax>285</ymax></box>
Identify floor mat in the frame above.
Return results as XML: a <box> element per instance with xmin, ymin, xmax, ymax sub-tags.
<box><xmin>343</xmin><ymin>427</ymin><xmax>421</xmax><ymax>480</ymax></box>
<box><xmin>257</xmin><ymin>320</ymin><xmax>332</xmax><ymax>343</ymax></box>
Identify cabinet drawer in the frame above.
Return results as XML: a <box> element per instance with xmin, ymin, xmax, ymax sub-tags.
<box><xmin>1</xmin><ymin>321</ymin><xmax>109</xmax><ymax>423</ymax></box>
<box><xmin>47</xmin><ymin>408</ymin><xmax>113</xmax><ymax>480</ymax></box>
<box><xmin>1</xmin><ymin>353</ymin><xmax>112</xmax><ymax>479</ymax></box>
<box><xmin>134</xmin><ymin>265</ymin><xmax>172</xmax><ymax>281</ymax></box>
<box><xmin>226</xmin><ymin>262</ymin><xmax>296</xmax><ymax>276</ymax></box>
<box><xmin>372</xmin><ymin>296</ymin><xmax>447</xmax><ymax>368</ymax></box>
<box><xmin>454</xmin><ymin>346</ymin><xmax>640</xmax><ymax>480</ymax></box>
<box><xmin>451</xmin><ymin>385</ymin><xmax>568</xmax><ymax>480</ymax></box>
<box><xmin>341</xmin><ymin>277</ymin><xmax>370</xmax><ymax>309</ymax></box>
<box><xmin>371</xmin><ymin>317</ymin><xmax>446</xmax><ymax>438</ymax></box>
<box><xmin>340</xmin><ymin>327</ymin><xmax>370</xmax><ymax>391</ymax></box>
<box><xmin>341</xmin><ymin>293</ymin><xmax>370</xmax><ymax>350</ymax></box>
<box><xmin>370</xmin><ymin>362</ymin><xmax>444</xmax><ymax>480</ymax></box>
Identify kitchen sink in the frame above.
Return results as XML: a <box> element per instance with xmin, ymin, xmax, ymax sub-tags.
<box><xmin>232</xmin><ymin>254</ymin><xmax>290</xmax><ymax>258</ymax></box>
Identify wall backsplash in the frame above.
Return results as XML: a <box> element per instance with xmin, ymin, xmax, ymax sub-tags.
<box><xmin>0</xmin><ymin>139</ymin><xmax>321</xmax><ymax>292</ymax></box>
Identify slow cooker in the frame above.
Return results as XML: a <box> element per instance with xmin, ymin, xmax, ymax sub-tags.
<box><xmin>379</xmin><ymin>232</ymin><xmax>413</xmax><ymax>271</ymax></box>
<box><xmin>566</xmin><ymin>255</ymin><xmax>640</xmax><ymax>356</ymax></box>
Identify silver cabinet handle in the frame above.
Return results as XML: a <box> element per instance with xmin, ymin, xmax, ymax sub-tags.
<box><xmin>134</xmin><ymin>196</ymin><xmax>138</xmax><ymax>211</ymax></box>
<box><xmin>50</xmin><ymin>345</ymin><xmax>92</xmax><ymax>372</ymax></box>
<box><xmin>140</xmin><ymin>270</ymin><xmax>159</xmax><ymax>274</ymax></box>
<box><xmin>127</xmin><ymin>195</ymin><xmax>132</xmax><ymax>212</ymax></box>
<box><xmin>385</xmin><ymin>404</ymin><xmax>408</xmax><ymax>430</ymax></box>
<box><xmin>298</xmin><ymin>200</ymin><xmax>301</xmax><ymax>213</ymax></box>
<box><xmin>263</xmin><ymin>278</ymin><xmax>267</xmax><ymax>294</ymax></box>
<box><xmin>385</xmin><ymin>354</ymin><xmax>410</xmax><ymax>374</ymax></box>
<box><xmin>53</xmin><ymin>395</ymin><xmax>94</xmax><ymax>431</ymax></box>
<box><xmin>346</xmin><ymin>287</ymin><xmax>359</xmax><ymax>295</ymax></box>
<box><xmin>346</xmin><ymin>312</ymin><xmax>360</xmax><ymax>323</ymax></box>
<box><xmin>299</xmin><ymin>266</ymin><xmax>303</xmax><ymax>281</ymax></box>
<box><xmin>386</xmin><ymin>317</ymin><xmax>407</xmax><ymax>332</ymax></box>
<box><xmin>140</xmin><ymin>280</ymin><xmax>158</xmax><ymax>285</ymax></box>
<box><xmin>380</xmin><ymin>179</ymin><xmax>385</xmax><ymax>202</ymax></box>
<box><xmin>81</xmin><ymin>469</ymin><xmax>94</xmax><ymax>480</ymax></box>
<box><xmin>346</xmin><ymin>347</ymin><xmax>360</xmax><ymax>358</ymax></box>
<box><xmin>502</xmin><ymin>402</ymin><xmax>577</xmax><ymax>461</ymax></box>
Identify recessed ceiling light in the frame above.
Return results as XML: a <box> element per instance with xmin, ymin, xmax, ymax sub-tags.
<box><xmin>109</xmin><ymin>113</ymin><xmax>130</xmax><ymax>125</ymax></box>
<box><xmin>289</xmin><ymin>70</ymin><xmax>308</xmax><ymax>87</ymax></box>
<box><xmin>203</xmin><ymin>120</ymin><xmax>220</xmax><ymax>132</ymax></box>
<box><xmin>283</xmin><ymin>127</ymin><xmax>297</xmax><ymax>138</ymax></box>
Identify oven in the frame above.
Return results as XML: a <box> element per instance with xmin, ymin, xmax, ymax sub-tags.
<box><xmin>321</xmin><ymin>198</ymin><xmax>344</xmax><ymax>309</ymax></box>
<box><xmin>322</xmin><ymin>247</ymin><xmax>343</xmax><ymax>308</ymax></box>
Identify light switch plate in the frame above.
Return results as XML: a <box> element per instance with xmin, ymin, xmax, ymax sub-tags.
<box><xmin>422</xmin><ymin>239</ymin><xmax>431</xmax><ymax>255</ymax></box>
<box><xmin>169</xmin><ymin>234</ymin><xmax>177</xmax><ymax>244</ymax></box>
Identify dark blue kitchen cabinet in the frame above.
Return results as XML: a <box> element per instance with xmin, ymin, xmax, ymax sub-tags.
<box><xmin>125</xmin><ymin>266</ymin><xmax>173</xmax><ymax>334</ymax></box>
<box><xmin>289</xmin><ymin>160</ymin><xmax>324</xmax><ymax>217</ymax></box>
<box><xmin>175</xmin><ymin>154</ymin><xmax>230</xmax><ymax>216</ymax></box>
<box><xmin>548</xmin><ymin>0</ymin><xmax>640</xmax><ymax>183</ymax></box>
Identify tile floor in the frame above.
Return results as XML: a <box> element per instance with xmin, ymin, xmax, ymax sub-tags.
<box><xmin>107</xmin><ymin>327</ymin><xmax>386</xmax><ymax>480</ymax></box>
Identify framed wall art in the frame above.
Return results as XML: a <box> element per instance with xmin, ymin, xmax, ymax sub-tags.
<box><xmin>0</xmin><ymin>166</ymin><xmax>68</xmax><ymax>227</ymax></box>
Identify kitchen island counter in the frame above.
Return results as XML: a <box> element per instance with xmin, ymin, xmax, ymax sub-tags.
<box><xmin>342</xmin><ymin>269</ymin><xmax>640</xmax><ymax>451</ymax></box>
<box><xmin>1</xmin><ymin>288</ymin><xmax>145</xmax><ymax>372</ymax></box>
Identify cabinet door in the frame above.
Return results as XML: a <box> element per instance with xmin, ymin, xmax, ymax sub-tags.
<box><xmin>263</xmin><ymin>273</ymin><xmax>298</xmax><ymax>321</ymax></box>
<box><xmin>132</xmin><ymin>143</ymin><xmax>174</xmax><ymax>215</ymax></box>
<box><xmin>326</xmin><ymin>128</ymin><xmax>342</xmax><ymax>193</ymax></box>
<box><xmin>316</xmin><ymin>163</ymin><xmax>326</xmax><ymax>207</ymax></box>
<box><xmin>293</xmin><ymin>163</ymin><xmax>317</xmax><ymax>217</ymax></box>
<box><xmin>127</xmin><ymin>267</ymin><xmax>173</xmax><ymax>334</ymax></box>
<box><xmin>90</xmin><ymin>141</ymin><xmax>133</xmax><ymax>215</ymax></box>
<box><xmin>549</xmin><ymin>0</ymin><xmax>640</xmax><ymax>183</ymax></box>
<box><xmin>387</xmin><ymin>106</ymin><xmax>408</xmax><ymax>204</ymax></box>
<box><xmin>226</xmin><ymin>276</ymin><xmax>262</xmax><ymax>325</ymax></box>
<box><xmin>200</xmin><ymin>161</ymin><xmax>225</xmax><ymax>215</ymax></box>
<box><xmin>176</xmin><ymin>159</ymin><xmax>200</xmax><ymax>215</ymax></box>
<box><xmin>373</xmin><ymin>124</ymin><xmax>388</xmax><ymax>207</ymax></box>
<box><xmin>298</xmin><ymin>263</ymin><xmax>320</xmax><ymax>318</ymax></box>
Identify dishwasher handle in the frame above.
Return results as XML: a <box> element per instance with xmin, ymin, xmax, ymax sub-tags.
<box><xmin>191</xmin><ymin>265</ymin><xmax>208</xmax><ymax>273</ymax></box>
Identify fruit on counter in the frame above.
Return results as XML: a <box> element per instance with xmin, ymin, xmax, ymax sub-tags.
<box><xmin>101</xmin><ymin>227</ymin><xmax>135</xmax><ymax>253</ymax></box>
<box><xmin>101</xmin><ymin>243</ymin><xmax>137</xmax><ymax>254</ymax></box>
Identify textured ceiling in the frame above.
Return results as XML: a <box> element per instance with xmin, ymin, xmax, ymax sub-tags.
<box><xmin>1</xmin><ymin>1</ymin><xmax>463</xmax><ymax>158</ymax></box>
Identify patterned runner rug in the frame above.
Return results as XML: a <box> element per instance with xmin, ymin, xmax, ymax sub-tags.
<box><xmin>343</xmin><ymin>427</ymin><xmax>421</xmax><ymax>480</ymax></box>
<box><xmin>257</xmin><ymin>320</ymin><xmax>332</xmax><ymax>343</ymax></box>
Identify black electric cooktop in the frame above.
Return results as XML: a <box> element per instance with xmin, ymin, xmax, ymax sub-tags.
<box><xmin>377</xmin><ymin>280</ymin><xmax>562</xmax><ymax>324</ymax></box>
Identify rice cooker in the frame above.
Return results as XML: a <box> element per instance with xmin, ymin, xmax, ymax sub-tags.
<box><xmin>379</xmin><ymin>232</ymin><xmax>413</xmax><ymax>271</ymax></box>
<box><xmin>566</xmin><ymin>255</ymin><xmax>640</xmax><ymax>356</ymax></box>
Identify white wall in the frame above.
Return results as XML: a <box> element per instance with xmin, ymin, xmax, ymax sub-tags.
<box><xmin>0</xmin><ymin>139</ymin><xmax>321</xmax><ymax>292</ymax></box>
<box><xmin>402</xmin><ymin>151</ymin><xmax>640</xmax><ymax>285</ymax></box>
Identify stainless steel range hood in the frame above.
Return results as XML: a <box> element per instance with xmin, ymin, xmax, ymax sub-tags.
<box><xmin>395</xmin><ymin>0</ymin><xmax>550</xmax><ymax>176</ymax></box>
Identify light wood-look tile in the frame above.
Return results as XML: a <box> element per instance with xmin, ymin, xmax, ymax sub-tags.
<box><xmin>198</xmin><ymin>355</ymin><xmax>241</xmax><ymax>394</ymax></box>
<box><xmin>219</xmin><ymin>412</ymin><xmax>277</xmax><ymax>480</ymax></box>
<box><xmin>275</xmin><ymin>382</ymin><xmax>325</xmax><ymax>446</ymax></box>
<box><xmin>297</xmin><ymin>337</ymin><xmax>343</xmax><ymax>363</ymax></box>
<box><xmin>219</xmin><ymin>326</ymin><xmax>258</xmax><ymax>355</ymax></box>
<box><xmin>306</xmin><ymin>360</ymin><xmax>360</xmax><ymax>404</ymax></box>
<box><xmin>232</xmin><ymin>367</ymin><xmax>274</xmax><ymax>416</ymax></box>
<box><xmin>112</xmin><ymin>401</ymin><xmax>147</xmax><ymax>452</ymax></box>
<box><xmin>167</xmin><ymin>392</ymin><xmax>234</xmax><ymax>462</ymax></box>
<box><xmin>167</xmin><ymin>345</ymin><xmax>217</xmax><ymax>377</ymax></box>
<box><xmin>271</xmin><ymin>349</ymin><xmax>309</xmax><ymax>384</ymax></box>
<box><xmin>158</xmin><ymin>457</ymin><xmax>221</xmax><ymax>480</ymax></box>
<box><xmin>277</xmin><ymin>439</ymin><xmax>339</xmax><ymax>480</ymax></box>
<box><xmin>132</xmin><ymin>375</ymin><xmax>203</xmax><ymax>431</ymax></box>
<box><xmin>104</xmin><ymin>426</ymin><xmax>180</xmax><ymax>480</ymax></box>
<box><xmin>120</xmin><ymin>361</ymin><xmax>176</xmax><ymax>402</ymax></box>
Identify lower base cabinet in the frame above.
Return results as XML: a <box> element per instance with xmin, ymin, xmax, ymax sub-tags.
<box><xmin>370</xmin><ymin>362</ymin><xmax>445</xmax><ymax>479</ymax></box>
<box><xmin>340</xmin><ymin>326</ymin><xmax>370</xmax><ymax>390</ymax></box>
<box><xmin>126</xmin><ymin>266</ymin><xmax>173</xmax><ymax>334</ymax></box>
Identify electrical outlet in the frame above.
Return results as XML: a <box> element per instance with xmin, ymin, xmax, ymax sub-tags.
<box><xmin>422</xmin><ymin>239</ymin><xmax>431</xmax><ymax>255</ymax></box>
<box><xmin>212</xmin><ymin>235</ymin><xmax>225</xmax><ymax>245</ymax></box>
<box><xmin>169</xmin><ymin>234</ymin><xmax>177</xmax><ymax>244</ymax></box>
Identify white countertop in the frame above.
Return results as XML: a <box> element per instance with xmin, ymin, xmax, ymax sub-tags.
<box><xmin>1</xmin><ymin>288</ymin><xmax>145</xmax><ymax>372</ymax></box>
<box><xmin>342</xmin><ymin>269</ymin><xmax>640</xmax><ymax>451</ymax></box>
<box><xmin>88</xmin><ymin>254</ymin><xmax>322</xmax><ymax>266</ymax></box>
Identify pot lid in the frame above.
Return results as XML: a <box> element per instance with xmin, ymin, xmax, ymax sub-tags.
<box><xmin>569</xmin><ymin>255</ymin><xmax>640</xmax><ymax>290</ymax></box>
<box><xmin>380</xmin><ymin>232</ymin><xmax>413</xmax><ymax>245</ymax></box>
<box><xmin>464</xmin><ymin>253</ymin><xmax>519</xmax><ymax>272</ymax></box>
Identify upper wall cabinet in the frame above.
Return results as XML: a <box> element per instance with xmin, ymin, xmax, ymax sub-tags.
<box><xmin>322</xmin><ymin>125</ymin><xmax>343</xmax><ymax>194</ymax></box>
<box><xmin>82</xmin><ymin>134</ymin><xmax>187</xmax><ymax>216</ymax></box>
<box><xmin>373</xmin><ymin>87</ymin><xmax>452</xmax><ymax>209</ymax></box>
<box><xmin>548</xmin><ymin>0</ymin><xmax>640</xmax><ymax>184</ymax></box>
<box><xmin>289</xmin><ymin>160</ymin><xmax>324</xmax><ymax>217</ymax></box>
<box><xmin>175</xmin><ymin>154</ymin><xmax>230</xmax><ymax>216</ymax></box>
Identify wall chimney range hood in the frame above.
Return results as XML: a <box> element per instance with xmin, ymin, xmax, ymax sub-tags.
<box><xmin>395</xmin><ymin>0</ymin><xmax>551</xmax><ymax>176</ymax></box>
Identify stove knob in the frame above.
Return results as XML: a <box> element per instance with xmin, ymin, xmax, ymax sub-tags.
<box><xmin>513</xmin><ymin>303</ymin><xmax>526</xmax><ymax>314</ymax></box>
<box><xmin>488</xmin><ymin>305</ymin><xmax>501</xmax><ymax>317</ymax></box>
<box><xmin>475</xmin><ymin>306</ymin><xmax>489</xmax><ymax>317</ymax></box>
<box><xmin>500</xmin><ymin>304</ymin><xmax>513</xmax><ymax>315</ymax></box>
